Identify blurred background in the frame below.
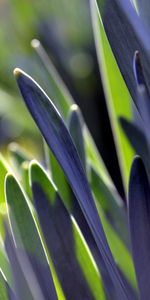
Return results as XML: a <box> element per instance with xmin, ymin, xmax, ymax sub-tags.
<box><xmin>0</xmin><ymin>0</ymin><xmax>131</xmax><ymax>198</ymax></box>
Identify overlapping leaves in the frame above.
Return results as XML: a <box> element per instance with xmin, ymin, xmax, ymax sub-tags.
<box><xmin>1</xmin><ymin>0</ymin><xmax>150</xmax><ymax>299</ymax></box>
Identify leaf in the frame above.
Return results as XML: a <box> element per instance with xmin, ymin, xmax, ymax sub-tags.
<box><xmin>90</xmin><ymin>166</ymin><xmax>138</xmax><ymax>295</ymax></box>
<box><xmin>14</xmin><ymin>68</ymin><xmax>131</xmax><ymax>300</ymax></box>
<box><xmin>95</xmin><ymin>0</ymin><xmax>150</xmax><ymax>106</ymax></box>
<box><xmin>0</xmin><ymin>240</ymin><xmax>12</xmax><ymax>290</ymax></box>
<box><xmin>5</xmin><ymin>225</ymin><xmax>34</xmax><ymax>300</ymax></box>
<box><xmin>0</xmin><ymin>155</ymin><xmax>9</xmax><ymax>205</ymax></box>
<box><xmin>44</xmin><ymin>145</ymin><xmax>118</xmax><ymax>299</ymax></box>
<box><xmin>5</xmin><ymin>174</ymin><xmax>58</xmax><ymax>300</ymax></box>
<box><xmin>31</xmin><ymin>39</ymin><xmax>72</xmax><ymax>119</ymax></box>
<box><xmin>68</xmin><ymin>104</ymin><xmax>86</xmax><ymax>172</ymax></box>
<box><xmin>31</xmin><ymin>39</ymin><xmax>127</xmax><ymax>200</ymax></box>
<box><xmin>135</xmin><ymin>0</ymin><xmax>150</xmax><ymax>29</ymax></box>
<box><xmin>97</xmin><ymin>203</ymin><xmax>137</xmax><ymax>292</ymax></box>
<box><xmin>90</xmin><ymin>0</ymin><xmax>134</xmax><ymax>191</ymax></box>
<box><xmin>44</xmin><ymin>146</ymin><xmax>71</xmax><ymax>210</ymax></box>
<box><xmin>133</xmin><ymin>51</ymin><xmax>146</xmax><ymax>86</ymax></box>
<box><xmin>119</xmin><ymin>117</ymin><xmax>150</xmax><ymax>175</ymax></box>
<box><xmin>90</xmin><ymin>166</ymin><xmax>128</xmax><ymax>245</ymax></box>
<box><xmin>133</xmin><ymin>52</ymin><xmax>150</xmax><ymax>146</ymax></box>
<box><xmin>30</xmin><ymin>161</ymin><xmax>106</xmax><ymax>300</ymax></box>
<box><xmin>0</xmin><ymin>271</ymin><xmax>9</xmax><ymax>300</ymax></box>
<box><xmin>21</xmin><ymin>161</ymin><xmax>32</xmax><ymax>198</ymax></box>
<box><xmin>0</xmin><ymin>269</ymin><xmax>18</xmax><ymax>300</ymax></box>
<box><xmin>128</xmin><ymin>156</ymin><xmax>150</xmax><ymax>299</ymax></box>
<box><xmin>8</xmin><ymin>143</ymin><xmax>32</xmax><ymax>194</ymax></box>
<box><xmin>8</xmin><ymin>143</ymin><xmax>31</xmax><ymax>167</ymax></box>
<box><xmin>45</xmin><ymin>147</ymin><xmax>119</xmax><ymax>300</ymax></box>
<box><xmin>31</xmin><ymin>38</ymin><xmax>117</xmax><ymax>196</ymax></box>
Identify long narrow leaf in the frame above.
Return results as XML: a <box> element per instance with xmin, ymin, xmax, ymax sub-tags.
<box><xmin>31</xmin><ymin>38</ymin><xmax>119</xmax><ymax>195</ymax></box>
<box><xmin>44</xmin><ymin>144</ymin><xmax>116</xmax><ymax>299</ymax></box>
<box><xmin>90</xmin><ymin>0</ymin><xmax>133</xmax><ymax>191</ymax></box>
<box><xmin>5</xmin><ymin>174</ymin><xmax>57</xmax><ymax>300</ymax></box>
<box><xmin>5</xmin><ymin>225</ymin><xmax>34</xmax><ymax>300</ymax></box>
<box><xmin>128</xmin><ymin>156</ymin><xmax>150</xmax><ymax>299</ymax></box>
<box><xmin>68</xmin><ymin>104</ymin><xmax>86</xmax><ymax>172</ymax></box>
<box><xmin>14</xmin><ymin>68</ymin><xmax>131</xmax><ymax>300</ymax></box>
<box><xmin>95</xmin><ymin>0</ymin><xmax>150</xmax><ymax>104</ymax></box>
<box><xmin>30</xmin><ymin>161</ymin><xmax>106</xmax><ymax>300</ymax></box>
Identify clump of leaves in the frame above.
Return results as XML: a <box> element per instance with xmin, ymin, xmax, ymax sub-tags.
<box><xmin>1</xmin><ymin>0</ymin><xmax>150</xmax><ymax>299</ymax></box>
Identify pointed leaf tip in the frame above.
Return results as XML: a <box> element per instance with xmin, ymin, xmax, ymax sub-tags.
<box><xmin>70</xmin><ymin>104</ymin><xmax>79</xmax><ymax>112</ymax></box>
<box><xmin>13</xmin><ymin>68</ymin><xmax>23</xmax><ymax>78</ymax></box>
<box><xmin>15</xmin><ymin>68</ymin><xmax>130</xmax><ymax>299</ymax></box>
<box><xmin>31</xmin><ymin>39</ymin><xmax>40</xmax><ymax>49</ymax></box>
<box><xmin>130</xmin><ymin>156</ymin><xmax>146</xmax><ymax>181</ymax></box>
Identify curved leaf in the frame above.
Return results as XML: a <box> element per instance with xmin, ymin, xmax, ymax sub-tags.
<box><xmin>14</xmin><ymin>68</ymin><xmax>130</xmax><ymax>300</ymax></box>
<box><xmin>31</xmin><ymin>39</ymin><xmax>118</xmax><ymax>196</ymax></box>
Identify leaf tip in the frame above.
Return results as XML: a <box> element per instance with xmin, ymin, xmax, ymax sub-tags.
<box><xmin>133</xmin><ymin>51</ymin><xmax>145</xmax><ymax>86</ymax></box>
<box><xmin>29</xmin><ymin>160</ymin><xmax>41</xmax><ymax>185</ymax></box>
<box><xmin>13</xmin><ymin>68</ymin><xmax>23</xmax><ymax>79</ymax></box>
<box><xmin>31</xmin><ymin>39</ymin><xmax>40</xmax><ymax>49</ymax></box>
<box><xmin>130</xmin><ymin>155</ymin><xmax>146</xmax><ymax>185</ymax></box>
<box><xmin>70</xmin><ymin>104</ymin><xmax>79</xmax><ymax>112</ymax></box>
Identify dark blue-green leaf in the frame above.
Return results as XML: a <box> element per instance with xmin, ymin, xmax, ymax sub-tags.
<box><xmin>14</xmin><ymin>68</ymin><xmax>130</xmax><ymax>300</ymax></box>
<box><xmin>95</xmin><ymin>0</ymin><xmax>150</xmax><ymax>104</ymax></box>
<box><xmin>68</xmin><ymin>104</ymin><xmax>86</xmax><ymax>172</ymax></box>
<box><xmin>120</xmin><ymin>117</ymin><xmax>150</xmax><ymax>175</ymax></box>
<box><xmin>128</xmin><ymin>156</ymin><xmax>150</xmax><ymax>299</ymax></box>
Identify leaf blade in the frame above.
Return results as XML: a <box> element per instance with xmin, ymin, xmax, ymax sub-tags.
<box><xmin>128</xmin><ymin>156</ymin><xmax>150</xmax><ymax>299</ymax></box>
<box><xmin>14</xmin><ymin>68</ymin><xmax>130</xmax><ymax>300</ymax></box>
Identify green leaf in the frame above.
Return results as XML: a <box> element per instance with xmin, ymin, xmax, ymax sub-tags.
<box><xmin>95</xmin><ymin>0</ymin><xmax>150</xmax><ymax>108</ymax></box>
<box><xmin>0</xmin><ymin>155</ymin><xmax>9</xmax><ymax>205</ymax></box>
<box><xmin>0</xmin><ymin>272</ymin><xmax>9</xmax><ymax>300</ymax></box>
<box><xmin>8</xmin><ymin>143</ymin><xmax>31</xmax><ymax>171</ymax></box>
<box><xmin>90</xmin><ymin>166</ymin><xmax>128</xmax><ymax>245</ymax></box>
<box><xmin>30</xmin><ymin>161</ymin><xmax>106</xmax><ymax>300</ymax></box>
<box><xmin>90</xmin><ymin>166</ymin><xmax>137</xmax><ymax>291</ymax></box>
<box><xmin>96</xmin><ymin>203</ymin><xmax>137</xmax><ymax>292</ymax></box>
<box><xmin>0</xmin><ymin>155</ymin><xmax>9</xmax><ymax>237</ymax></box>
<box><xmin>5</xmin><ymin>173</ymin><xmax>58</xmax><ymax>300</ymax></box>
<box><xmin>44</xmin><ymin>145</ymin><xmax>71</xmax><ymax>210</ymax></box>
<box><xmin>0</xmin><ymin>239</ymin><xmax>12</xmax><ymax>290</ymax></box>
